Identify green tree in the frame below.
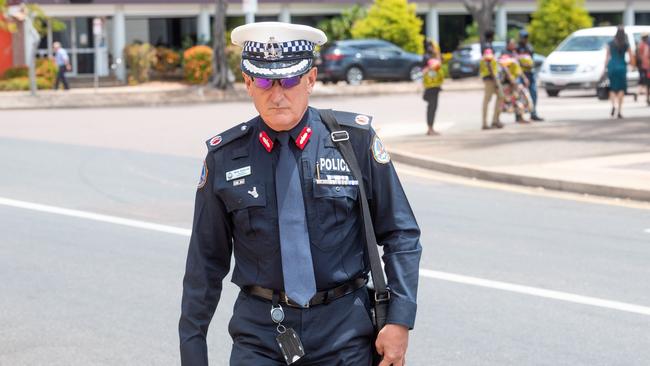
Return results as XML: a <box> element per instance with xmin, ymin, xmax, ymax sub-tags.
<box><xmin>529</xmin><ymin>0</ymin><xmax>593</xmax><ymax>55</ymax></box>
<box><xmin>351</xmin><ymin>0</ymin><xmax>424</xmax><ymax>54</ymax></box>
<box><xmin>318</xmin><ymin>5</ymin><xmax>366</xmax><ymax>42</ymax></box>
<box><xmin>1</xmin><ymin>0</ymin><xmax>65</xmax><ymax>35</ymax></box>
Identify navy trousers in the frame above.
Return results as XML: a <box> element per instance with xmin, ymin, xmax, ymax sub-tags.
<box><xmin>228</xmin><ymin>286</ymin><xmax>374</xmax><ymax>365</ymax></box>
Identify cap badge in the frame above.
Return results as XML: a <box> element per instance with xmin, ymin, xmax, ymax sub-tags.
<box><xmin>264</xmin><ymin>37</ymin><xmax>283</xmax><ymax>61</ymax></box>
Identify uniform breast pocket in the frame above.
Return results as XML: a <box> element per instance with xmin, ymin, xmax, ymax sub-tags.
<box><xmin>311</xmin><ymin>182</ymin><xmax>358</xmax><ymax>250</ymax></box>
<box><xmin>219</xmin><ymin>184</ymin><xmax>277</xmax><ymax>255</ymax></box>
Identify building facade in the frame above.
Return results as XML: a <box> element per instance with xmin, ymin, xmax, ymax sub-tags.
<box><xmin>9</xmin><ymin>0</ymin><xmax>650</xmax><ymax>81</ymax></box>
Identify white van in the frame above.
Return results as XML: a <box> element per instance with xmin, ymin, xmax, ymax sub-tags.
<box><xmin>538</xmin><ymin>26</ymin><xmax>650</xmax><ymax>97</ymax></box>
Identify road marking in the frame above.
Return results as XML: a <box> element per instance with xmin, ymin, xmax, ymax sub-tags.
<box><xmin>420</xmin><ymin>269</ymin><xmax>650</xmax><ymax>317</ymax></box>
<box><xmin>645</xmin><ymin>228</ymin><xmax>650</xmax><ymax>234</ymax></box>
<box><xmin>0</xmin><ymin>197</ymin><xmax>192</xmax><ymax>237</ymax></box>
<box><xmin>3</xmin><ymin>196</ymin><xmax>650</xmax><ymax>316</ymax></box>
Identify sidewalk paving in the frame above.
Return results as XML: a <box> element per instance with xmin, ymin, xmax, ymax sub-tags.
<box><xmin>0</xmin><ymin>78</ymin><xmax>483</xmax><ymax>110</ymax></box>
<box><xmin>387</xmin><ymin>116</ymin><xmax>650</xmax><ymax>202</ymax></box>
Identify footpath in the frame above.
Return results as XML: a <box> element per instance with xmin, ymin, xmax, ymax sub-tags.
<box><xmin>387</xmin><ymin>116</ymin><xmax>650</xmax><ymax>202</ymax></box>
<box><xmin>0</xmin><ymin>78</ymin><xmax>481</xmax><ymax>110</ymax></box>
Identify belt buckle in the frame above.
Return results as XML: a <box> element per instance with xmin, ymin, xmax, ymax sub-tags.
<box><xmin>283</xmin><ymin>293</ymin><xmax>309</xmax><ymax>309</ymax></box>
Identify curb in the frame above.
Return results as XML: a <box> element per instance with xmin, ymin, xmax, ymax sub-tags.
<box><xmin>389</xmin><ymin>148</ymin><xmax>650</xmax><ymax>202</ymax></box>
<box><xmin>0</xmin><ymin>81</ymin><xmax>483</xmax><ymax>110</ymax></box>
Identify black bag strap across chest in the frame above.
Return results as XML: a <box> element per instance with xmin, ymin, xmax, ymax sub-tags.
<box><xmin>317</xmin><ymin>109</ymin><xmax>389</xmax><ymax>302</ymax></box>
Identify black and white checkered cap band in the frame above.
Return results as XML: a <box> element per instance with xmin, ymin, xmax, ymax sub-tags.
<box><xmin>243</xmin><ymin>40</ymin><xmax>314</xmax><ymax>54</ymax></box>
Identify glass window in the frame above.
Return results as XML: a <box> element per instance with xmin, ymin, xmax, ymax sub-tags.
<box><xmin>557</xmin><ymin>36</ymin><xmax>612</xmax><ymax>52</ymax></box>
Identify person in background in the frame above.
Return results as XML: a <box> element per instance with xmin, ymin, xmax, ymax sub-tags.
<box><xmin>52</xmin><ymin>42</ymin><xmax>71</xmax><ymax>90</ymax></box>
<box><xmin>637</xmin><ymin>33</ymin><xmax>650</xmax><ymax>106</ymax></box>
<box><xmin>499</xmin><ymin>53</ymin><xmax>531</xmax><ymax>124</ymax></box>
<box><xmin>481</xmin><ymin>29</ymin><xmax>495</xmax><ymax>54</ymax></box>
<box><xmin>480</xmin><ymin>48</ymin><xmax>504</xmax><ymax>130</ymax></box>
<box><xmin>422</xmin><ymin>55</ymin><xmax>444</xmax><ymax>136</ymax></box>
<box><xmin>605</xmin><ymin>26</ymin><xmax>634</xmax><ymax>119</ymax></box>
<box><xmin>517</xmin><ymin>30</ymin><xmax>544</xmax><ymax>121</ymax></box>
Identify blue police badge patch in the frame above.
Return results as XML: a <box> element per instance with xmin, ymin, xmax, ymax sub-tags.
<box><xmin>197</xmin><ymin>160</ymin><xmax>208</xmax><ymax>189</ymax></box>
<box><xmin>372</xmin><ymin>135</ymin><xmax>390</xmax><ymax>164</ymax></box>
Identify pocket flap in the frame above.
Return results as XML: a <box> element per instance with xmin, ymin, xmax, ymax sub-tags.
<box><xmin>220</xmin><ymin>184</ymin><xmax>267</xmax><ymax>212</ymax></box>
<box><xmin>313</xmin><ymin>182</ymin><xmax>358</xmax><ymax>200</ymax></box>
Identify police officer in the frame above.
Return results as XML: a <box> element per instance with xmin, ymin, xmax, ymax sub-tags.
<box><xmin>179</xmin><ymin>22</ymin><xmax>422</xmax><ymax>366</ymax></box>
<box><xmin>516</xmin><ymin>30</ymin><xmax>544</xmax><ymax>121</ymax></box>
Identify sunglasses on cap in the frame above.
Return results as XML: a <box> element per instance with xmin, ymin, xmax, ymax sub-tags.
<box><xmin>250</xmin><ymin>74</ymin><xmax>305</xmax><ymax>90</ymax></box>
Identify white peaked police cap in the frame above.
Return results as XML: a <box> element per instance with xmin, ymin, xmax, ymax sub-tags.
<box><xmin>231</xmin><ymin>22</ymin><xmax>328</xmax><ymax>79</ymax></box>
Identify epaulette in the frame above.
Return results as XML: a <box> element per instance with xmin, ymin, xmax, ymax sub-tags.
<box><xmin>331</xmin><ymin>110</ymin><xmax>373</xmax><ymax>130</ymax></box>
<box><xmin>205</xmin><ymin>117</ymin><xmax>257</xmax><ymax>152</ymax></box>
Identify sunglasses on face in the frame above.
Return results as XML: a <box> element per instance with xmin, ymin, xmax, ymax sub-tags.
<box><xmin>251</xmin><ymin>74</ymin><xmax>304</xmax><ymax>90</ymax></box>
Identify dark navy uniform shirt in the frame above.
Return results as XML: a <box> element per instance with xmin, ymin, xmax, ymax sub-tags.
<box><xmin>179</xmin><ymin>107</ymin><xmax>422</xmax><ymax>364</ymax></box>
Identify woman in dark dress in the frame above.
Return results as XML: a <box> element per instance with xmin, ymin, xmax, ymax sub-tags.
<box><xmin>605</xmin><ymin>26</ymin><xmax>635</xmax><ymax>119</ymax></box>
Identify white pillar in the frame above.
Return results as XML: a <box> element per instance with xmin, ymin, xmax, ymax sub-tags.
<box><xmin>496</xmin><ymin>5</ymin><xmax>507</xmax><ymax>41</ymax></box>
<box><xmin>426</xmin><ymin>7</ymin><xmax>439</xmax><ymax>44</ymax></box>
<box><xmin>623</xmin><ymin>1</ymin><xmax>635</xmax><ymax>26</ymax></box>
<box><xmin>278</xmin><ymin>4</ymin><xmax>291</xmax><ymax>23</ymax></box>
<box><xmin>197</xmin><ymin>5</ymin><xmax>211</xmax><ymax>44</ymax></box>
<box><xmin>112</xmin><ymin>5</ymin><xmax>126</xmax><ymax>83</ymax></box>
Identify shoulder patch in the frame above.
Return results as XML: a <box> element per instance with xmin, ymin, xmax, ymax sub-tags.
<box><xmin>331</xmin><ymin>110</ymin><xmax>373</xmax><ymax>130</ymax></box>
<box><xmin>372</xmin><ymin>135</ymin><xmax>390</xmax><ymax>164</ymax></box>
<box><xmin>197</xmin><ymin>160</ymin><xmax>208</xmax><ymax>189</ymax></box>
<box><xmin>205</xmin><ymin>118</ymin><xmax>256</xmax><ymax>152</ymax></box>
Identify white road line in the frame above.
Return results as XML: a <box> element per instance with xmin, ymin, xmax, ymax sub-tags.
<box><xmin>420</xmin><ymin>269</ymin><xmax>650</xmax><ymax>317</ymax></box>
<box><xmin>2</xmin><ymin>196</ymin><xmax>650</xmax><ymax>317</ymax></box>
<box><xmin>645</xmin><ymin>228</ymin><xmax>650</xmax><ymax>234</ymax></box>
<box><xmin>0</xmin><ymin>197</ymin><xmax>192</xmax><ymax>237</ymax></box>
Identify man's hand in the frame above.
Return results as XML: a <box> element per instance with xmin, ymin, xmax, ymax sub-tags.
<box><xmin>375</xmin><ymin>323</ymin><xmax>409</xmax><ymax>366</ymax></box>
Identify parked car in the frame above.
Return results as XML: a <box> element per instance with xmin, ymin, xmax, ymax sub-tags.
<box><xmin>316</xmin><ymin>39</ymin><xmax>424</xmax><ymax>85</ymax></box>
<box><xmin>448</xmin><ymin>41</ymin><xmax>545</xmax><ymax>79</ymax></box>
<box><xmin>539</xmin><ymin>25</ymin><xmax>650</xmax><ymax>97</ymax></box>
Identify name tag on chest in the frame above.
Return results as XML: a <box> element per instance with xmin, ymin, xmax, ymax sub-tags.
<box><xmin>226</xmin><ymin>166</ymin><xmax>251</xmax><ymax>181</ymax></box>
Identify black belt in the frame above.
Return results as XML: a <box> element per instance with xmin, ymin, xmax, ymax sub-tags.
<box><xmin>244</xmin><ymin>277</ymin><xmax>367</xmax><ymax>308</ymax></box>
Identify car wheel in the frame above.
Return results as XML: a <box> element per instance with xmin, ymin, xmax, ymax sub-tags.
<box><xmin>546</xmin><ymin>89</ymin><xmax>560</xmax><ymax>97</ymax></box>
<box><xmin>408</xmin><ymin>65</ymin><xmax>423</xmax><ymax>81</ymax></box>
<box><xmin>345</xmin><ymin>66</ymin><xmax>363</xmax><ymax>85</ymax></box>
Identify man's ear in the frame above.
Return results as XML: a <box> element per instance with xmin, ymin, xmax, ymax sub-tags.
<box><xmin>306</xmin><ymin>67</ymin><xmax>317</xmax><ymax>94</ymax></box>
<box><xmin>243</xmin><ymin>73</ymin><xmax>253</xmax><ymax>96</ymax></box>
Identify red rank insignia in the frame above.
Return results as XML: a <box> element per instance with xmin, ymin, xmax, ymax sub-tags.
<box><xmin>295</xmin><ymin>127</ymin><xmax>312</xmax><ymax>150</ymax></box>
<box><xmin>259</xmin><ymin>131</ymin><xmax>274</xmax><ymax>153</ymax></box>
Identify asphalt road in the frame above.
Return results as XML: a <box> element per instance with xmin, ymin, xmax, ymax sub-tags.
<box><xmin>1</xmin><ymin>131</ymin><xmax>649</xmax><ymax>365</ymax></box>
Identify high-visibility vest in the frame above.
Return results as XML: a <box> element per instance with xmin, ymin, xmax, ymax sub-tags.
<box><xmin>480</xmin><ymin>58</ymin><xmax>498</xmax><ymax>78</ymax></box>
<box><xmin>423</xmin><ymin>68</ymin><xmax>444</xmax><ymax>88</ymax></box>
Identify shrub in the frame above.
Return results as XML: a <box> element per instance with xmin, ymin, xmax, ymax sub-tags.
<box><xmin>36</xmin><ymin>58</ymin><xmax>57</xmax><ymax>88</ymax></box>
<box><xmin>226</xmin><ymin>44</ymin><xmax>243</xmax><ymax>82</ymax></box>
<box><xmin>183</xmin><ymin>45</ymin><xmax>213</xmax><ymax>85</ymax></box>
<box><xmin>318</xmin><ymin>5</ymin><xmax>367</xmax><ymax>42</ymax></box>
<box><xmin>154</xmin><ymin>47</ymin><xmax>181</xmax><ymax>74</ymax></box>
<box><xmin>351</xmin><ymin>0</ymin><xmax>424</xmax><ymax>54</ymax></box>
<box><xmin>529</xmin><ymin>0</ymin><xmax>593</xmax><ymax>56</ymax></box>
<box><xmin>124</xmin><ymin>43</ymin><xmax>157</xmax><ymax>85</ymax></box>
<box><xmin>0</xmin><ymin>76</ymin><xmax>52</xmax><ymax>91</ymax></box>
<box><xmin>2</xmin><ymin>65</ymin><xmax>28</xmax><ymax>80</ymax></box>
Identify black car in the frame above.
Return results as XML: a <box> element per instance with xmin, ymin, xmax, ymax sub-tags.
<box><xmin>449</xmin><ymin>42</ymin><xmax>505</xmax><ymax>79</ymax></box>
<box><xmin>316</xmin><ymin>39</ymin><xmax>423</xmax><ymax>85</ymax></box>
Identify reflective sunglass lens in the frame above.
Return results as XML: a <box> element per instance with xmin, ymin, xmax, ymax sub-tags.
<box><xmin>254</xmin><ymin>78</ymin><xmax>273</xmax><ymax>89</ymax></box>
<box><xmin>279</xmin><ymin>76</ymin><xmax>302</xmax><ymax>89</ymax></box>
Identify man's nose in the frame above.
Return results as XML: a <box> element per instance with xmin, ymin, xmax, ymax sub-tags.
<box><xmin>269</xmin><ymin>82</ymin><xmax>285</xmax><ymax>104</ymax></box>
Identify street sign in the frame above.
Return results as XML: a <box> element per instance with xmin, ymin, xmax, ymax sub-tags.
<box><xmin>242</xmin><ymin>0</ymin><xmax>257</xmax><ymax>14</ymax></box>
